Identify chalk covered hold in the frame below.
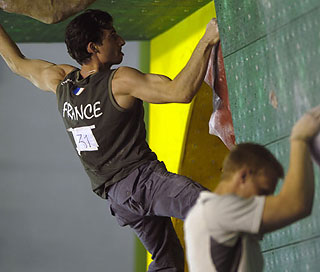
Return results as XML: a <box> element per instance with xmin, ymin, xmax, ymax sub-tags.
<box><xmin>204</xmin><ymin>41</ymin><xmax>235</xmax><ymax>150</ymax></box>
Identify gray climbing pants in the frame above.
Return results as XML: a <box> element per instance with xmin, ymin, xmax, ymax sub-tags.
<box><xmin>106</xmin><ymin>160</ymin><xmax>207</xmax><ymax>272</ymax></box>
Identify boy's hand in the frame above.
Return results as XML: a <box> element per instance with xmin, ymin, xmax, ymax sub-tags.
<box><xmin>291</xmin><ymin>105</ymin><xmax>320</xmax><ymax>142</ymax></box>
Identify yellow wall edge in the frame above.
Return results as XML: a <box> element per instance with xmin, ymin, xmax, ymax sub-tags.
<box><xmin>149</xmin><ymin>1</ymin><xmax>216</xmax><ymax>173</ymax></box>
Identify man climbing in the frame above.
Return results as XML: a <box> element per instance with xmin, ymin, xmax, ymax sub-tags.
<box><xmin>0</xmin><ymin>9</ymin><xmax>219</xmax><ymax>271</ymax></box>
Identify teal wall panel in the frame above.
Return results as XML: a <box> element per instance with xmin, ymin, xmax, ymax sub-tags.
<box><xmin>216</xmin><ymin>0</ymin><xmax>320</xmax><ymax>56</ymax></box>
<box><xmin>223</xmin><ymin>6</ymin><xmax>320</xmax><ymax>144</ymax></box>
<box><xmin>215</xmin><ymin>0</ymin><xmax>320</xmax><ymax>270</ymax></box>
<box><xmin>263</xmin><ymin>236</ymin><xmax>320</xmax><ymax>272</ymax></box>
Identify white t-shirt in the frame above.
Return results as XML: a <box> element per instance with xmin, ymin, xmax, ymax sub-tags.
<box><xmin>184</xmin><ymin>191</ymin><xmax>266</xmax><ymax>272</ymax></box>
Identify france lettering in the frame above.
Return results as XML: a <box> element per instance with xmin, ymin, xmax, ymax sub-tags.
<box><xmin>62</xmin><ymin>101</ymin><xmax>103</xmax><ymax>120</ymax></box>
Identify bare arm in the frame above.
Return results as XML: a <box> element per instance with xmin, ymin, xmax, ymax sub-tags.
<box><xmin>260</xmin><ymin>106</ymin><xmax>320</xmax><ymax>233</ymax></box>
<box><xmin>0</xmin><ymin>0</ymin><xmax>96</xmax><ymax>24</ymax></box>
<box><xmin>112</xmin><ymin>19</ymin><xmax>220</xmax><ymax>108</ymax></box>
<box><xmin>0</xmin><ymin>23</ymin><xmax>75</xmax><ymax>93</ymax></box>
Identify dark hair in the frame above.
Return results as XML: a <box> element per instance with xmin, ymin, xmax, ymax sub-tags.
<box><xmin>65</xmin><ymin>9</ymin><xmax>113</xmax><ymax>65</ymax></box>
<box><xmin>222</xmin><ymin>143</ymin><xmax>284</xmax><ymax>180</ymax></box>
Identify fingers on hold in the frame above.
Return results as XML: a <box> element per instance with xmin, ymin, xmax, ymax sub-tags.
<box><xmin>211</xmin><ymin>18</ymin><xmax>218</xmax><ymax>25</ymax></box>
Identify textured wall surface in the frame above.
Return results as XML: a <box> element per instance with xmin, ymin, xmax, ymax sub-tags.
<box><xmin>215</xmin><ymin>0</ymin><xmax>320</xmax><ymax>270</ymax></box>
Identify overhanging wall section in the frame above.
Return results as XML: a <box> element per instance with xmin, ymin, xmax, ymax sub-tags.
<box><xmin>215</xmin><ymin>0</ymin><xmax>320</xmax><ymax>270</ymax></box>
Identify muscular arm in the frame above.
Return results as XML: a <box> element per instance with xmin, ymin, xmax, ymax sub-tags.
<box><xmin>260</xmin><ymin>106</ymin><xmax>320</xmax><ymax>233</ymax></box>
<box><xmin>0</xmin><ymin>0</ymin><xmax>96</xmax><ymax>24</ymax></box>
<box><xmin>112</xmin><ymin>19</ymin><xmax>219</xmax><ymax>108</ymax></box>
<box><xmin>0</xmin><ymin>23</ymin><xmax>75</xmax><ymax>93</ymax></box>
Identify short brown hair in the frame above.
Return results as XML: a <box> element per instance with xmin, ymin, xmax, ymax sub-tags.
<box><xmin>221</xmin><ymin>143</ymin><xmax>284</xmax><ymax>180</ymax></box>
<box><xmin>65</xmin><ymin>9</ymin><xmax>113</xmax><ymax>65</ymax></box>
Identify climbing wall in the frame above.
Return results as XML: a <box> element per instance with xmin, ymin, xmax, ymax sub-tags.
<box><xmin>215</xmin><ymin>0</ymin><xmax>320</xmax><ymax>270</ymax></box>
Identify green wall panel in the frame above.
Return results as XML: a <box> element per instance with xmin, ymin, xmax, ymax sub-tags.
<box><xmin>223</xmin><ymin>6</ymin><xmax>320</xmax><ymax>144</ymax></box>
<box><xmin>263</xmin><ymin>236</ymin><xmax>320</xmax><ymax>272</ymax></box>
<box><xmin>0</xmin><ymin>0</ymin><xmax>212</xmax><ymax>42</ymax></box>
<box><xmin>215</xmin><ymin>0</ymin><xmax>320</xmax><ymax>270</ymax></box>
<box><xmin>216</xmin><ymin>0</ymin><xmax>320</xmax><ymax>56</ymax></box>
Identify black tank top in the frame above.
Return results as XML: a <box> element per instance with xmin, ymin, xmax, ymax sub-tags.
<box><xmin>56</xmin><ymin>68</ymin><xmax>157</xmax><ymax>198</ymax></box>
